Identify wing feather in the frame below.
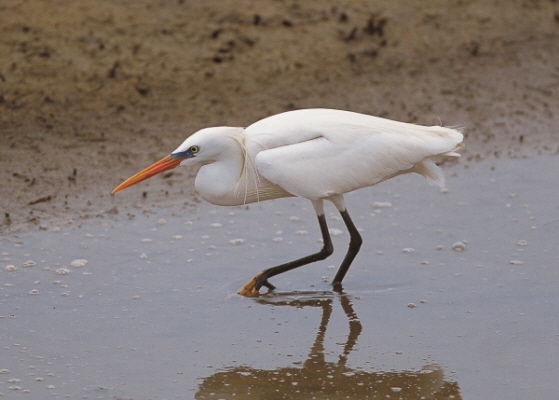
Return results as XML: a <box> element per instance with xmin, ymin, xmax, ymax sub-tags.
<box><xmin>247</xmin><ymin>109</ymin><xmax>463</xmax><ymax>199</ymax></box>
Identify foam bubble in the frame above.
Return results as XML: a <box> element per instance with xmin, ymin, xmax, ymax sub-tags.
<box><xmin>55</xmin><ymin>268</ymin><xmax>70</xmax><ymax>275</ymax></box>
<box><xmin>70</xmin><ymin>259</ymin><xmax>88</xmax><ymax>268</ymax></box>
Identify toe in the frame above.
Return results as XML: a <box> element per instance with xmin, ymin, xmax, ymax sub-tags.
<box><xmin>238</xmin><ymin>272</ymin><xmax>263</xmax><ymax>297</ymax></box>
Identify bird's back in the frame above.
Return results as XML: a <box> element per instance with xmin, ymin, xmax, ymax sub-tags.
<box><xmin>245</xmin><ymin>109</ymin><xmax>463</xmax><ymax>199</ymax></box>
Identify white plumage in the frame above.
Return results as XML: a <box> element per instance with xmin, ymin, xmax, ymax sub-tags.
<box><xmin>113</xmin><ymin>108</ymin><xmax>463</xmax><ymax>296</ymax></box>
<box><xmin>174</xmin><ymin>109</ymin><xmax>462</xmax><ymax>205</ymax></box>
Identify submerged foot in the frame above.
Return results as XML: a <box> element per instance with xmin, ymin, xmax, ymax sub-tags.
<box><xmin>332</xmin><ymin>281</ymin><xmax>344</xmax><ymax>293</ymax></box>
<box><xmin>238</xmin><ymin>272</ymin><xmax>275</xmax><ymax>297</ymax></box>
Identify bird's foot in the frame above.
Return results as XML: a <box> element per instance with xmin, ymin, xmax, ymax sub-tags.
<box><xmin>238</xmin><ymin>272</ymin><xmax>275</xmax><ymax>297</ymax></box>
<box><xmin>238</xmin><ymin>275</ymin><xmax>260</xmax><ymax>297</ymax></box>
<box><xmin>332</xmin><ymin>281</ymin><xmax>344</xmax><ymax>293</ymax></box>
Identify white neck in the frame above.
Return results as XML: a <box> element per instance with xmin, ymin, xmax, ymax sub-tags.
<box><xmin>193</xmin><ymin>133</ymin><xmax>293</xmax><ymax>206</ymax></box>
<box><xmin>194</xmin><ymin>138</ymin><xmax>246</xmax><ymax>206</ymax></box>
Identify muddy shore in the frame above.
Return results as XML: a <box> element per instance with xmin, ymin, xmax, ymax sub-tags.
<box><xmin>1</xmin><ymin>0</ymin><xmax>558</xmax><ymax>233</ymax></box>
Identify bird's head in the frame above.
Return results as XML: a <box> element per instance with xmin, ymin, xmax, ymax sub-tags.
<box><xmin>111</xmin><ymin>127</ymin><xmax>243</xmax><ymax>194</ymax></box>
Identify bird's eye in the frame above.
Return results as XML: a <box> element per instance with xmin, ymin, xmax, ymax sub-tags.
<box><xmin>189</xmin><ymin>146</ymin><xmax>199</xmax><ymax>154</ymax></box>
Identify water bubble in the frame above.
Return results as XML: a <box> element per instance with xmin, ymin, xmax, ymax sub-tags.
<box><xmin>402</xmin><ymin>248</ymin><xmax>415</xmax><ymax>253</ymax></box>
<box><xmin>139</xmin><ymin>253</ymin><xmax>148</xmax><ymax>259</ymax></box>
<box><xmin>157</xmin><ymin>219</ymin><xmax>167</xmax><ymax>225</ymax></box>
<box><xmin>452</xmin><ymin>241</ymin><xmax>466</xmax><ymax>252</ymax></box>
<box><xmin>372</xmin><ymin>201</ymin><xmax>392</xmax><ymax>209</ymax></box>
<box><xmin>510</xmin><ymin>260</ymin><xmax>524</xmax><ymax>265</ymax></box>
<box><xmin>28</xmin><ymin>289</ymin><xmax>40</xmax><ymax>295</ymax></box>
<box><xmin>141</xmin><ymin>238</ymin><xmax>153</xmax><ymax>243</ymax></box>
<box><xmin>172</xmin><ymin>235</ymin><xmax>183</xmax><ymax>240</ymax></box>
<box><xmin>295</xmin><ymin>230</ymin><xmax>308</xmax><ymax>235</ymax></box>
<box><xmin>5</xmin><ymin>265</ymin><xmax>17</xmax><ymax>272</ymax></box>
<box><xmin>0</xmin><ymin>369</ymin><xmax>9</xmax><ymax>374</ymax></box>
<box><xmin>517</xmin><ymin>240</ymin><xmax>528</xmax><ymax>247</ymax></box>
<box><xmin>329</xmin><ymin>228</ymin><xmax>344</xmax><ymax>236</ymax></box>
<box><xmin>229</xmin><ymin>238</ymin><xmax>246</xmax><ymax>245</ymax></box>
<box><xmin>288</xmin><ymin>216</ymin><xmax>300</xmax><ymax>221</ymax></box>
<box><xmin>22</xmin><ymin>260</ymin><xmax>36</xmax><ymax>268</ymax></box>
<box><xmin>210</xmin><ymin>223</ymin><xmax>222</xmax><ymax>228</ymax></box>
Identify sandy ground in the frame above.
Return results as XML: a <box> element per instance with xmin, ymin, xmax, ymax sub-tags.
<box><xmin>1</xmin><ymin>0</ymin><xmax>559</xmax><ymax>233</ymax></box>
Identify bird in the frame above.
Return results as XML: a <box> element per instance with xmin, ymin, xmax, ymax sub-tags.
<box><xmin>112</xmin><ymin>108</ymin><xmax>463</xmax><ymax>296</ymax></box>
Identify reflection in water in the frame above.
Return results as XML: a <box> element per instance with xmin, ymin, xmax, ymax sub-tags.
<box><xmin>196</xmin><ymin>292</ymin><xmax>461</xmax><ymax>399</ymax></box>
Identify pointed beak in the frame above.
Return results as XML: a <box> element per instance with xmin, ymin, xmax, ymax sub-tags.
<box><xmin>112</xmin><ymin>155</ymin><xmax>183</xmax><ymax>194</ymax></box>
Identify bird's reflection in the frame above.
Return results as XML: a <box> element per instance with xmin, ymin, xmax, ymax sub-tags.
<box><xmin>196</xmin><ymin>292</ymin><xmax>461</xmax><ymax>399</ymax></box>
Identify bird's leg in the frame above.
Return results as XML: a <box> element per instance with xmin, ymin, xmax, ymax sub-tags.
<box><xmin>331</xmin><ymin>208</ymin><xmax>362</xmax><ymax>291</ymax></box>
<box><xmin>238</xmin><ymin>205</ymin><xmax>334</xmax><ymax>297</ymax></box>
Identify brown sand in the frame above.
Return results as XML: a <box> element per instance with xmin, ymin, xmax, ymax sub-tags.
<box><xmin>1</xmin><ymin>0</ymin><xmax>558</xmax><ymax>233</ymax></box>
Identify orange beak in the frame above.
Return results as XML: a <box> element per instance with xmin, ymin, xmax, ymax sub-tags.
<box><xmin>112</xmin><ymin>155</ymin><xmax>183</xmax><ymax>194</ymax></box>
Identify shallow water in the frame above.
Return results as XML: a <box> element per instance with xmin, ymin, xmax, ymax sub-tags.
<box><xmin>1</xmin><ymin>155</ymin><xmax>558</xmax><ymax>399</ymax></box>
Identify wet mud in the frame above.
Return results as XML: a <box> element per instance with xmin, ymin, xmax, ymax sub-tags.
<box><xmin>1</xmin><ymin>0</ymin><xmax>559</xmax><ymax>232</ymax></box>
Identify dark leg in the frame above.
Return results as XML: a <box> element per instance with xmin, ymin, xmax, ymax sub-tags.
<box><xmin>332</xmin><ymin>209</ymin><xmax>362</xmax><ymax>291</ymax></box>
<box><xmin>238</xmin><ymin>213</ymin><xmax>334</xmax><ymax>296</ymax></box>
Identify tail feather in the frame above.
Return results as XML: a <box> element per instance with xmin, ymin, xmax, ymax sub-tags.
<box><xmin>413</xmin><ymin>159</ymin><xmax>446</xmax><ymax>187</ymax></box>
<box><xmin>413</xmin><ymin>143</ymin><xmax>463</xmax><ymax>188</ymax></box>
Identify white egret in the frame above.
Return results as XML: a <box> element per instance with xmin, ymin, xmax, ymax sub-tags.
<box><xmin>112</xmin><ymin>108</ymin><xmax>463</xmax><ymax>296</ymax></box>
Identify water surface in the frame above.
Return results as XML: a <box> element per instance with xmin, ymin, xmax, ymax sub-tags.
<box><xmin>1</xmin><ymin>156</ymin><xmax>558</xmax><ymax>399</ymax></box>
